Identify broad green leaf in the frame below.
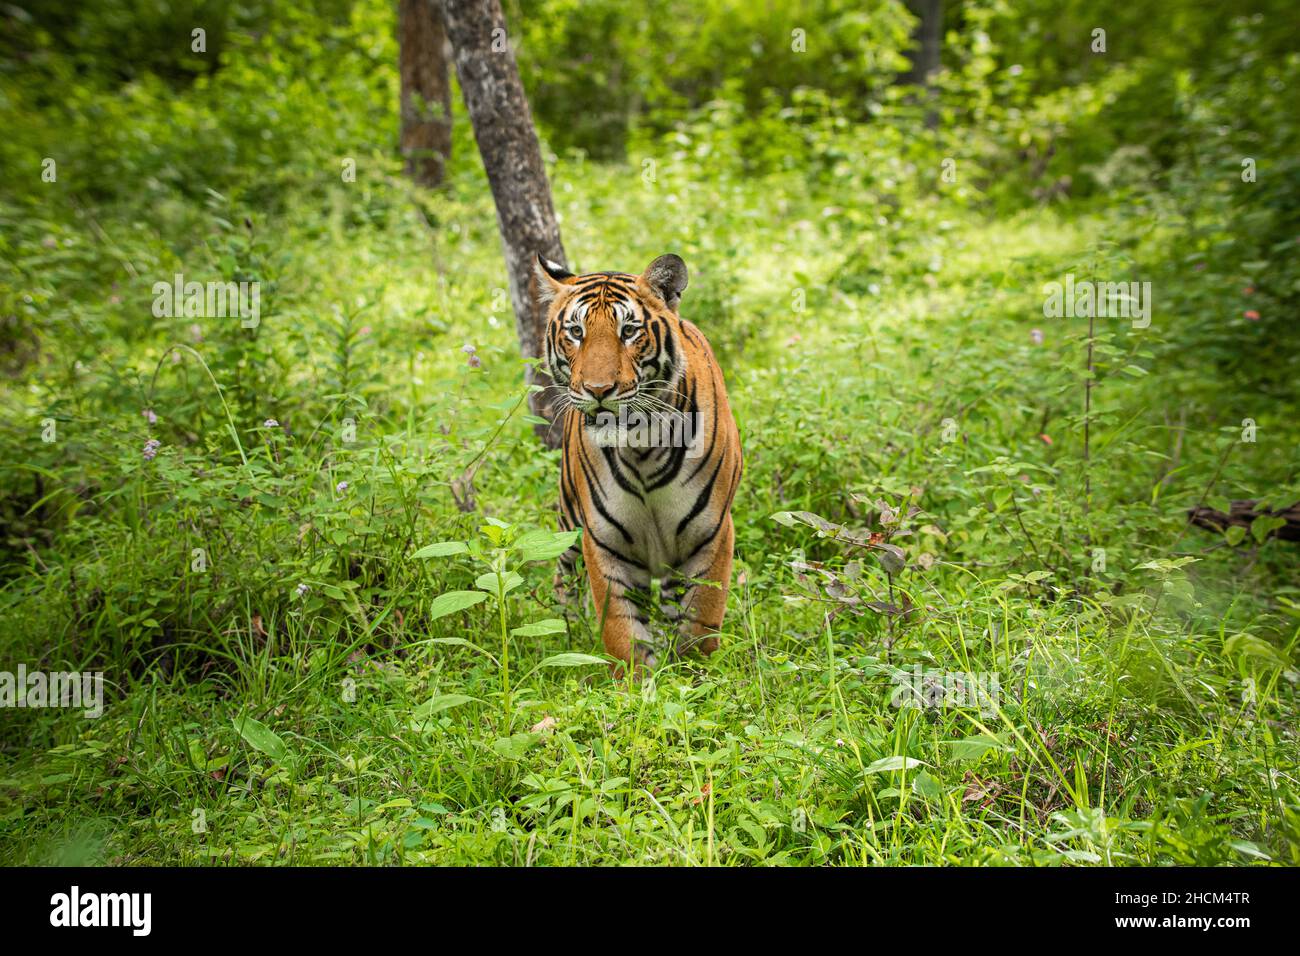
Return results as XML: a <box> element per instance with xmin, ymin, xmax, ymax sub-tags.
<box><xmin>1207</xmin><ymin>495</ymin><xmax>1233</xmax><ymax>515</ymax></box>
<box><xmin>513</xmin><ymin>529</ymin><xmax>581</xmax><ymax>562</ymax></box>
<box><xmin>510</xmin><ymin>618</ymin><xmax>567</xmax><ymax>637</ymax></box>
<box><xmin>492</xmin><ymin>732</ymin><xmax>543</xmax><ymax>760</ymax></box>
<box><xmin>1251</xmin><ymin>515</ymin><xmax>1286</xmax><ymax>544</ymax></box>
<box><xmin>1134</xmin><ymin>557</ymin><xmax>1199</xmax><ymax>573</ymax></box>
<box><xmin>411</xmin><ymin>541</ymin><xmax>468</xmax><ymax>559</ymax></box>
<box><xmin>422</xmin><ymin>636</ymin><xmax>498</xmax><ymax>664</ymax></box>
<box><xmin>946</xmin><ymin>736</ymin><xmax>1009</xmax><ymax>761</ymax></box>
<box><xmin>233</xmin><ymin>715</ymin><xmax>289</xmax><ymax>765</ymax></box>
<box><xmin>911</xmin><ymin>770</ymin><xmax>943</xmax><ymax>798</ymax></box>
<box><xmin>1224</xmin><ymin>633</ymin><xmax>1289</xmax><ymax>666</ymax></box>
<box><xmin>688</xmin><ymin>749</ymin><xmax>731</xmax><ymax>767</ymax></box>
<box><xmin>429</xmin><ymin>590</ymin><xmax>488</xmax><ymax>620</ymax></box>
<box><xmin>475</xmin><ymin>571</ymin><xmax>524</xmax><ymax>595</ymax></box>
<box><xmin>864</xmin><ymin>755</ymin><xmax>925</xmax><ymax>774</ymax></box>
<box><xmin>535</xmin><ymin>653</ymin><xmax>607</xmax><ymax>668</ymax></box>
<box><xmin>1229</xmin><ymin>840</ymin><xmax>1271</xmax><ymax>861</ymax></box>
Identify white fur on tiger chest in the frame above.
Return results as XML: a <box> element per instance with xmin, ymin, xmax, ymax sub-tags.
<box><xmin>583</xmin><ymin>421</ymin><xmax>714</xmax><ymax>578</ymax></box>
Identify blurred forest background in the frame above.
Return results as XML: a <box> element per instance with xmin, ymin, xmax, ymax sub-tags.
<box><xmin>0</xmin><ymin>0</ymin><xmax>1297</xmax><ymax>866</ymax></box>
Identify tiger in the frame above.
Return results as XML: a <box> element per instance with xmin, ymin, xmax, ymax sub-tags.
<box><xmin>534</xmin><ymin>253</ymin><xmax>743</xmax><ymax>674</ymax></box>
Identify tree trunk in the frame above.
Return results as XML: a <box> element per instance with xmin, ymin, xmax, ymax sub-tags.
<box><xmin>399</xmin><ymin>0</ymin><xmax>452</xmax><ymax>187</ymax></box>
<box><xmin>439</xmin><ymin>0</ymin><xmax>567</xmax><ymax>446</ymax></box>
<box><xmin>1188</xmin><ymin>500</ymin><xmax>1300</xmax><ymax>542</ymax></box>
<box><xmin>900</xmin><ymin>0</ymin><xmax>943</xmax><ymax>129</ymax></box>
<box><xmin>901</xmin><ymin>0</ymin><xmax>943</xmax><ymax>86</ymax></box>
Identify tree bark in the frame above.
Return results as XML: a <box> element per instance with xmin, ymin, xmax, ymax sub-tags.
<box><xmin>439</xmin><ymin>0</ymin><xmax>567</xmax><ymax>446</ymax></box>
<box><xmin>1188</xmin><ymin>500</ymin><xmax>1300</xmax><ymax>542</ymax></box>
<box><xmin>901</xmin><ymin>0</ymin><xmax>943</xmax><ymax>87</ymax></box>
<box><xmin>900</xmin><ymin>0</ymin><xmax>943</xmax><ymax>129</ymax></box>
<box><xmin>399</xmin><ymin>0</ymin><xmax>453</xmax><ymax>187</ymax></box>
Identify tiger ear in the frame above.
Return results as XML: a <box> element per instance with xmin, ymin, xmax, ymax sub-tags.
<box><xmin>533</xmin><ymin>253</ymin><xmax>573</xmax><ymax>303</ymax></box>
<box><xmin>639</xmin><ymin>254</ymin><xmax>688</xmax><ymax>312</ymax></box>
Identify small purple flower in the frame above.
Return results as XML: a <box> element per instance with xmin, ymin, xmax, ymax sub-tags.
<box><xmin>142</xmin><ymin>439</ymin><xmax>161</xmax><ymax>461</ymax></box>
<box><xmin>336</xmin><ymin>480</ymin><xmax>348</xmax><ymax>493</ymax></box>
<box><xmin>264</xmin><ymin>418</ymin><xmax>280</xmax><ymax>428</ymax></box>
<box><xmin>461</xmin><ymin>343</ymin><xmax>477</xmax><ymax>354</ymax></box>
<box><xmin>142</xmin><ymin>408</ymin><xmax>157</xmax><ymax>425</ymax></box>
<box><xmin>1030</xmin><ymin>328</ymin><xmax>1044</xmax><ymax>345</ymax></box>
<box><xmin>467</xmin><ymin>353</ymin><xmax>481</xmax><ymax>369</ymax></box>
<box><xmin>189</xmin><ymin>323</ymin><xmax>203</xmax><ymax>342</ymax></box>
<box><xmin>296</xmin><ymin>583</ymin><xmax>310</xmax><ymax>598</ymax></box>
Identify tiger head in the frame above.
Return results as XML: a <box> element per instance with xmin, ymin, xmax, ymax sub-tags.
<box><xmin>535</xmin><ymin>253</ymin><xmax>689</xmax><ymax>420</ymax></box>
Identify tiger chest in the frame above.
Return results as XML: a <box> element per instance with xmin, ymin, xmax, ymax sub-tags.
<box><xmin>582</xmin><ymin>439</ymin><xmax>712</xmax><ymax>576</ymax></box>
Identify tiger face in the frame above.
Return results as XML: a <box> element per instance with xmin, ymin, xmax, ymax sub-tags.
<box><xmin>535</xmin><ymin>254</ymin><xmax>689</xmax><ymax>421</ymax></box>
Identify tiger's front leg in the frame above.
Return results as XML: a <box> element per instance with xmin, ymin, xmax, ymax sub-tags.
<box><xmin>668</xmin><ymin>513</ymin><xmax>735</xmax><ymax>658</ymax></box>
<box><xmin>553</xmin><ymin>521</ymin><xmax>582</xmax><ymax>607</ymax></box>
<box><xmin>581</xmin><ymin>532</ymin><xmax>658</xmax><ymax>675</ymax></box>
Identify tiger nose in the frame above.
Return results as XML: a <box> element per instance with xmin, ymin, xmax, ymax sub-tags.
<box><xmin>586</xmin><ymin>382</ymin><xmax>615</xmax><ymax>400</ymax></box>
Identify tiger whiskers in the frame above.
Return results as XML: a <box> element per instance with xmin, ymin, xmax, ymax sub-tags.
<box><xmin>544</xmin><ymin>393</ymin><xmax>577</xmax><ymax>444</ymax></box>
<box><xmin>628</xmin><ymin>394</ymin><xmax>690</xmax><ymax>428</ymax></box>
<box><xmin>638</xmin><ymin>378</ymin><xmax>689</xmax><ymax>406</ymax></box>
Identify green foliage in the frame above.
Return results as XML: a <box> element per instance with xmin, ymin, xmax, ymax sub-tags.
<box><xmin>510</xmin><ymin>0</ymin><xmax>915</xmax><ymax>158</ymax></box>
<box><xmin>0</xmin><ymin>0</ymin><xmax>1297</xmax><ymax>866</ymax></box>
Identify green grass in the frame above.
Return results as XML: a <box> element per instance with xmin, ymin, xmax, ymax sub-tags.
<box><xmin>1</xmin><ymin>152</ymin><xmax>1297</xmax><ymax>866</ymax></box>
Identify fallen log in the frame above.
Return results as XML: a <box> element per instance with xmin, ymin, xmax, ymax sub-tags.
<box><xmin>1187</xmin><ymin>500</ymin><xmax>1300</xmax><ymax>542</ymax></box>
